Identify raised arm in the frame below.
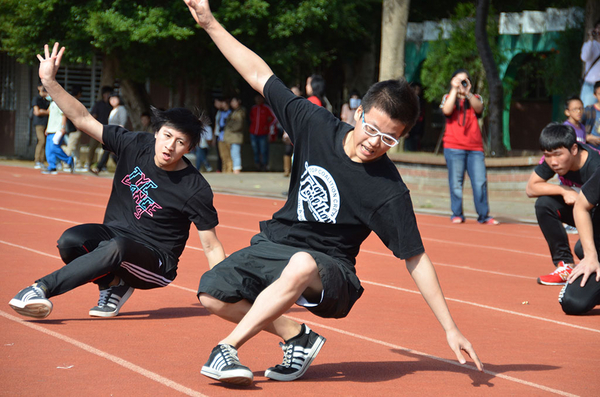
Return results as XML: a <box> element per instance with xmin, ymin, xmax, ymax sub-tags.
<box><xmin>38</xmin><ymin>43</ymin><xmax>103</xmax><ymax>143</ymax></box>
<box><xmin>406</xmin><ymin>252</ymin><xmax>483</xmax><ymax>371</ymax></box>
<box><xmin>184</xmin><ymin>0</ymin><xmax>273</xmax><ymax>95</ymax></box>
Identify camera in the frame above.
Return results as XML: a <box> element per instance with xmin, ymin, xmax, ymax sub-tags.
<box><xmin>461</xmin><ymin>80</ymin><xmax>468</xmax><ymax>88</ymax></box>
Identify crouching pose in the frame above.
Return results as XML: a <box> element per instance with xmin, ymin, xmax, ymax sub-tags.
<box><xmin>9</xmin><ymin>43</ymin><xmax>225</xmax><ymax>319</ymax></box>
<box><xmin>559</xmin><ymin>167</ymin><xmax>600</xmax><ymax>314</ymax></box>
<box><xmin>184</xmin><ymin>0</ymin><xmax>483</xmax><ymax>386</ymax></box>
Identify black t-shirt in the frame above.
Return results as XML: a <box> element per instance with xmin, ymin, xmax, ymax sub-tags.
<box><xmin>102</xmin><ymin>125</ymin><xmax>219</xmax><ymax>264</ymax></box>
<box><xmin>534</xmin><ymin>145</ymin><xmax>600</xmax><ymax>188</ymax></box>
<box><xmin>91</xmin><ymin>100</ymin><xmax>112</xmax><ymax>124</ymax></box>
<box><xmin>261</xmin><ymin>76</ymin><xmax>424</xmax><ymax>270</ymax></box>
<box><xmin>582</xmin><ymin>167</ymin><xmax>600</xmax><ymax>206</ymax></box>
<box><xmin>31</xmin><ymin>95</ymin><xmax>49</xmax><ymax>126</ymax></box>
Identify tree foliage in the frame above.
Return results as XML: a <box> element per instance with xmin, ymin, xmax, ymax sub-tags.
<box><xmin>420</xmin><ymin>3</ymin><xmax>503</xmax><ymax>106</ymax></box>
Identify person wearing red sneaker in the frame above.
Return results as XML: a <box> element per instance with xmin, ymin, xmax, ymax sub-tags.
<box><xmin>559</xmin><ymin>168</ymin><xmax>600</xmax><ymax>314</ymax></box>
<box><xmin>526</xmin><ymin>123</ymin><xmax>600</xmax><ymax>285</ymax></box>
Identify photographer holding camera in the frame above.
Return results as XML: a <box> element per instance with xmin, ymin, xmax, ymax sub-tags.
<box><xmin>580</xmin><ymin>19</ymin><xmax>600</xmax><ymax>107</ymax></box>
<box><xmin>440</xmin><ymin>69</ymin><xmax>498</xmax><ymax>225</ymax></box>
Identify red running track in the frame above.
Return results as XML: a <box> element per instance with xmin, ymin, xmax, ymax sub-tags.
<box><xmin>0</xmin><ymin>164</ymin><xmax>598</xmax><ymax>396</ymax></box>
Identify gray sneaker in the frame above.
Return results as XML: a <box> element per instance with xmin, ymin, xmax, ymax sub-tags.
<box><xmin>201</xmin><ymin>344</ymin><xmax>254</xmax><ymax>386</ymax></box>
<box><xmin>264</xmin><ymin>324</ymin><xmax>326</xmax><ymax>381</ymax></box>
<box><xmin>89</xmin><ymin>280</ymin><xmax>134</xmax><ymax>317</ymax></box>
<box><xmin>9</xmin><ymin>284</ymin><xmax>52</xmax><ymax>318</ymax></box>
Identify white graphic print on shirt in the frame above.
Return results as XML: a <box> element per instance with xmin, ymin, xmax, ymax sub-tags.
<box><xmin>297</xmin><ymin>162</ymin><xmax>340</xmax><ymax>223</ymax></box>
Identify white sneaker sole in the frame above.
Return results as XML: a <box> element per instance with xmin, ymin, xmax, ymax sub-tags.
<box><xmin>9</xmin><ymin>298</ymin><xmax>53</xmax><ymax>319</ymax></box>
<box><xmin>264</xmin><ymin>335</ymin><xmax>326</xmax><ymax>381</ymax></box>
<box><xmin>201</xmin><ymin>366</ymin><xmax>254</xmax><ymax>386</ymax></box>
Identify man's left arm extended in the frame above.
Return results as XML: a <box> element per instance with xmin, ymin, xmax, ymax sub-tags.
<box><xmin>406</xmin><ymin>252</ymin><xmax>483</xmax><ymax>371</ymax></box>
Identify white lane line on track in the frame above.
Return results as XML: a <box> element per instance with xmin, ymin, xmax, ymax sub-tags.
<box><xmin>0</xmin><ymin>310</ymin><xmax>208</xmax><ymax>397</ymax></box>
<box><xmin>0</xmin><ymin>240</ymin><xmax>590</xmax><ymax>395</ymax></box>
<box><xmin>360</xmin><ymin>280</ymin><xmax>600</xmax><ymax>334</ymax></box>
<box><xmin>3</xmin><ymin>238</ymin><xmax>597</xmax><ymax>335</ymax></box>
<box><xmin>0</xmin><ymin>191</ymin><xmax>105</xmax><ymax>208</ymax></box>
<box><xmin>287</xmin><ymin>316</ymin><xmax>580</xmax><ymax>397</ymax></box>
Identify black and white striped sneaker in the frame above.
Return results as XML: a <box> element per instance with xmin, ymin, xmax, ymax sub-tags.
<box><xmin>89</xmin><ymin>280</ymin><xmax>134</xmax><ymax>317</ymax></box>
<box><xmin>201</xmin><ymin>344</ymin><xmax>254</xmax><ymax>385</ymax></box>
<box><xmin>264</xmin><ymin>324</ymin><xmax>326</xmax><ymax>381</ymax></box>
<box><xmin>9</xmin><ymin>284</ymin><xmax>52</xmax><ymax>319</ymax></box>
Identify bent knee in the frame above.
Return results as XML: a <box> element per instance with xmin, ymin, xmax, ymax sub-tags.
<box><xmin>284</xmin><ymin>252</ymin><xmax>319</xmax><ymax>280</ymax></box>
<box><xmin>559</xmin><ymin>287</ymin><xmax>593</xmax><ymax>315</ymax></box>
<box><xmin>199</xmin><ymin>293</ymin><xmax>227</xmax><ymax>314</ymax></box>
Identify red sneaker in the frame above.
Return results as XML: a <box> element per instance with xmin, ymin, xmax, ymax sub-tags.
<box><xmin>482</xmin><ymin>217</ymin><xmax>499</xmax><ymax>225</ymax></box>
<box><xmin>537</xmin><ymin>262</ymin><xmax>573</xmax><ymax>285</ymax></box>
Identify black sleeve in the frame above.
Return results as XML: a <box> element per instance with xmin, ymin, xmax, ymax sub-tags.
<box><xmin>582</xmin><ymin>167</ymin><xmax>600</xmax><ymax>206</ymax></box>
<box><xmin>263</xmin><ymin>75</ymin><xmax>333</xmax><ymax>144</ymax></box>
<box><xmin>370</xmin><ymin>191</ymin><xmax>425</xmax><ymax>260</ymax></box>
<box><xmin>534</xmin><ymin>160</ymin><xmax>555</xmax><ymax>181</ymax></box>
<box><xmin>101</xmin><ymin>124</ymin><xmax>138</xmax><ymax>156</ymax></box>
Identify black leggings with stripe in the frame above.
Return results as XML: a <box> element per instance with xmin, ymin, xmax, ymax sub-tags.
<box><xmin>37</xmin><ymin>224</ymin><xmax>176</xmax><ymax>298</ymax></box>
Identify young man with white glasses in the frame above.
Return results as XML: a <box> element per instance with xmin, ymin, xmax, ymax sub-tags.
<box><xmin>185</xmin><ymin>0</ymin><xmax>483</xmax><ymax>386</ymax></box>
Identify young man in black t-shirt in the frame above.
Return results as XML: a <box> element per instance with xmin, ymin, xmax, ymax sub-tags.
<box><xmin>559</xmin><ymin>168</ymin><xmax>600</xmax><ymax>314</ymax></box>
<box><xmin>526</xmin><ymin>123</ymin><xmax>600</xmax><ymax>285</ymax></box>
<box><xmin>185</xmin><ymin>0</ymin><xmax>482</xmax><ymax>387</ymax></box>
<box><xmin>9</xmin><ymin>43</ymin><xmax>226</xmax><ymax>319</ymax></box>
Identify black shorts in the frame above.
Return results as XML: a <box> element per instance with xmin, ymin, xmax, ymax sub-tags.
<box><xmin>197</xmin><ymin>233</ymin><xmax>364</xmax><ymax>318</ymax></box>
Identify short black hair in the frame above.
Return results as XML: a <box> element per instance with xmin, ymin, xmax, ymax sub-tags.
<box><xmin>101</xmin><ymin>86</ymin><xmax>113</xmax><ymax>95</ymax></box>
<box><xmin>150</xmin><ymin>106</ymin><xmax>207</xmax><ymax>150</ymax></box>
<box><xmin>594</xmin><ymin>81</ymin><xmax>600</xmax><ymax>93</ymax></box>
<box><xmin>309</xmin><ymin>74</ymin><xmax>326</xmax><ymax>100</ymax></box>
<box><xmin>539</xmin><ymin>122</ymin><xmax>578</xmax><ymax>152</ymax></box>
<box><xmin>361</xmin><ymin>78</ymin><xmax>420</xmax><ymax>136</ymax></box>
<box><xmin>70</xmin><ymin>85</ymin><xmax>83</xmax><ymax>96</ymax></box>
<box><xmin>564</xmin><ymin>95</ymin><xmax>582</xmax><ymax>110</ymax></box>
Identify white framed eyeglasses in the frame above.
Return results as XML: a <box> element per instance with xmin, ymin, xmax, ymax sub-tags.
<box><xmin>361</xmin><ymin>112</ymin><xmax>399</xmax><ymax>147</ymax></box>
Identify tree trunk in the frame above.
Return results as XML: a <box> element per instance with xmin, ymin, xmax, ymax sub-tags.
<box><xmin>584</xmin><ymin>0</ymin><xmax>600</xmax><ymax>37</ymax></box>
<box><xmin>119</xmin><ymin>79</ymin><xmax>152</xmax><ymax>131</ymax></box>
<box><xmin>475</xmin><ymin>0</ymin><xmax>504</xmax><ymax>156</ymax></box>
<box><xmin>379</xmin><ymin>0</ymin><xmax>410</xmax><ymax>81</ymax></box>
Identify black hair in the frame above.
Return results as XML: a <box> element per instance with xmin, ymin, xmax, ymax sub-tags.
<box><xmin>564</xmin><ymin>95</ymin><xmax>582</xmax><ymax>110</ymax></box>
<box><xmin>101</xmin><ymin>86</ymin><xmax>113</xmax><ymax>95</ymax></box>
<box><xmin>150</xmin><ymin>106</ymin><xmax>207</xmax><ymax>150</ymax></box>
<box><xmin>349</xmin><ymin>89</ymin><xmax>361</xmax><ymax>98</ymax></box>
<box><xmin>309</xmin><ymin>74</ymin><xmax>326</xmax><ymax>103</ymax></box>
<box><xmin>70</xmin><ymin>85</ymin><xmax>83</xmax><ymax>96</ymax></box>
<box><xmin>539</xmin><ymin>122</ymin><xmax>578</xmax><ymax>152</ymax></box>
<box><xmin>361</xmin><ymin>78</ymin><xmax>420</xmax><ymax>136</ymax></box>
<box><xmin>594</xmin><ymin>81</ymin><xmax>600</xmax><ymax>93</ymax></box>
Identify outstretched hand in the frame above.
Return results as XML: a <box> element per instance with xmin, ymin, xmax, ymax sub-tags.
<box><xmin>184</xmin><ymin>0</ymin><xmax>215</xmax><ymax>29</ymax></box>
<box><xmin>37</xmin><ymin>42</ymin><xmax>65</xmax><ymax>84</ymax></box>
<box><xmin>446</xmin><ymin>328</ymin><xmax>483</xmax><ymax>371</ymax></box>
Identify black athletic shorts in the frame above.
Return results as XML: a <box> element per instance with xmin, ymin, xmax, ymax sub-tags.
<box><xmin>197</xmin><ymin>233</ymin><xmax>364</xmax><ymax>319</ymax></box>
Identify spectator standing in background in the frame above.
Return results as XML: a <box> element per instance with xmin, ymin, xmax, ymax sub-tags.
<box><xmin>440</xmin><ymin>69</ymin><xmax>498</xmax><ymax>225</ymax></box>
<box><xmin>582</xmin><ymin>81</ymin><xmax>600</xmax><ymax>149</ymax></box>
<box><xmin>224</xmin><ymin>96</ymin><xmax>246</xmax><ymax>174</ymax></box>
<box><xmin>580</xmin><ymin>19</ymin><xmax>600</xmax><ymax>107</ymax></box>
<box><xmin>340</xmin><ymin>89</ymin><xmax>361</xmax><ymax>127</ymax></box>
<box><xmin>249</xmin><ymin>94</ymin><xmax>276</xmax><ymax>171</ymax></box>
<box><xmin>31</xmin><ymin>82</ymin><xmax>50</xmax><ymax>169</ymax></box>
<box><xmin>85</xmin><ymin>86</ymin><xmax>112</xmax><ymax>172</ymax></box>
<box><xmin>563</xmin><ymin>96</ymin><xmax>586</xmax><ymax>144</ymax></box>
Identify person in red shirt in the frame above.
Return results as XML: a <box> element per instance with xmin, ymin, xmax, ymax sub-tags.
<box><xmin>440</xmin><ymin>69</ymin><xmax>498</xmax><ymax>225</ymax></box>
<box><xmin>249</xmin><ymin>94</ymin><xmax>277</xmax><ymax>171</ymax></box>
